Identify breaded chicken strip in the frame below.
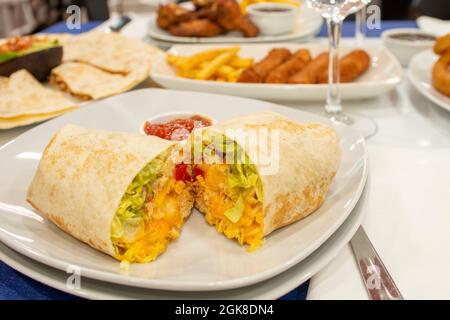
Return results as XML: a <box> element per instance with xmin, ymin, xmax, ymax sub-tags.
<box><xmin>317</xmin><ymin>49</ymin><xmax>370</xmax><ymax>83</ymax></box>
<box><xmin>239</xmin><ymin>48</ymin><xmax>291</xmax><ymax>83</ymax></box>
<box><xmin>169</xmin><ymin>19</ymin><xmax>223</xmax><ymax>37</ymax></box>
<box><xmin>265</xmin><ymin>49</ymin><xmax>312</xmax><ymax>83</ymax></box>
<box><xmin>288</xmin><ymin>52</ymin><xmax>328</xmax><ymax>84</ymax></box>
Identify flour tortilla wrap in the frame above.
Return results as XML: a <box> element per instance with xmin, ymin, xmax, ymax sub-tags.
<box><xmin>27</xmin><ymin>125</ymin><xmax>194</xmax><ymax>263</ymax></box>
<box><xmin>0</xmin><ymin>70</ymin><xmax>77</xmax><ymax>129</ymax></box>
<box><xmin>193</xmin><ymin>111</ymin><xmax>341</xmax><ymax>249</ymax></box>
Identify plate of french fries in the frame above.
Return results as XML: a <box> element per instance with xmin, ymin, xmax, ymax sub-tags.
<box><xmin>151</xmin><ymin>43</ymin><xmax>403</xmax><ymax>101</ymax></box>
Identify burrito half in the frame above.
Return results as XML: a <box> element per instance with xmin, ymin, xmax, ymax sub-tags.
<box><xmin>27</xmin><ymin>125</ymin><xmax>194</xmax><ymax>263</ymax></box>
<box><xmin>191</xmin><ymin>111</ymin><xmax>341</xmax><ymax>250</ymax></box>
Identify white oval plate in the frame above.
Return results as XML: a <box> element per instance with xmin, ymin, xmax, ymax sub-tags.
<box><xmin>0</xmin><ymin>89</ymin><xmax>367</xmax><ymax>292</ymax></box>
<box><xmin>408</xmin><ymin>50</ymin><xmax>450</xmax><ymax>112</ymax></box>
<box><xmin>147</xmin><ymin>5</ymin><xmax>322</xmax><ymax>44</ymax></box>
<box><xmin>151</xmin><ymin>44</ymin><xmax>402</xmax><ymax>101</ymax></box>
<box><xmin>0</xmin><ymin>184</ymin><xmax>367</xmax><ymax>299</ymax></box>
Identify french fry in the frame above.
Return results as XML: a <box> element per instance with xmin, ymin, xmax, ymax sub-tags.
<box><xmin>229</xmin><ymin>57</ymin><xmax>254</xmax><ymax>69</ymax></box>
<box><xmin>196</xmin><ymin>51</ymin><xmax>237</xmax><ymax>80</ymax></box>
<box><xmin>227</xmin><ymin>68</ymin><xmax>246</xmax><ymax>82</ymax></box>
<box><xmin>216</xmin><ymin>65</ymin><xmax>236</xmax><ymax>79</ymax></box>
<box><xmin>184</xmin><ymin>47</ymin><xmax>240</xmax><ymax>69</ymax></box>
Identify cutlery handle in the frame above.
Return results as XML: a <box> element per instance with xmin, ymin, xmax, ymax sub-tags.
<box><xmin>350</xmin><ymin>227</ymin><xmax>404</xmax><ymax>300</ymax></box>
<box><xmin>110</xmin><ymin>15</ymin><xmax>131</xmax><ymax>32</ymax></box>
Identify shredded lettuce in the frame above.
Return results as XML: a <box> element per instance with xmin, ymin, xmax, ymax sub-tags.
<box><xmin>111</xmin><ymin>158</ymin><xmax>164</xmax><ymax>243</ymax></box>
<box><xmin>224</xmin><ymin>194</ymin><xmax>245</xmax><ymax>223</ymax></box>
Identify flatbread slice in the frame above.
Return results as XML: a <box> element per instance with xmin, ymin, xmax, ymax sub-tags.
<box><xmin>0</xmin><ymin>70</ymin><xmax>78</xmax><ymax>128</ymax></box>
<box><xmin>60</xmin><ymin>31</ymin><xmax>163</xmax><ymax>75</ymax></box>
<box><xmin>50</xmin><ymin>61</ymin><xmax>150</xmax><ymax>100</ymax></box>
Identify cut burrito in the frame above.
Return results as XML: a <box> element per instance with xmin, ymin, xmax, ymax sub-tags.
<box><xmin>191</xmin><ymin>111</ymin><xmax>341</xmax><ymax>250</ymax></box>
<box><xmin>27</xmin><ymin>125</ymin><xmax>194</xmax><ymax>263</ymax></box>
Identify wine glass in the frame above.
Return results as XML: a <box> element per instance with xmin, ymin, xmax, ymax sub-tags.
<box><xmin>355</xmin><ymin>6</ymin><xmax>367</xmax><ymax>45</ymax></box>
<box><xmin>306</xmin><ymin>0</ymin><xmax>377</xmax><ymax>139</ymax></box>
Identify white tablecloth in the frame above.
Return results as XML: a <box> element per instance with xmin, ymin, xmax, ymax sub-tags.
<box><xmin>2</xmin><ymin>17</ymin><xmax>450</xmax><ymax>299</ymax></box>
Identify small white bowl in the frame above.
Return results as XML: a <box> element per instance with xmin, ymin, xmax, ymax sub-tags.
<box><xmin>140</xmin><ymin>111</ymin><xmax>216</xmax><ymax>136</ymax></box>
<box><xmin>247</xmin><ymin>3</ymin><xmax>297</xmax><ymax>36</ymax></box>
<box><xmin>381</xmin><ymin>28</ymin><xmax>436</xmax><ymax>67</ymax></box>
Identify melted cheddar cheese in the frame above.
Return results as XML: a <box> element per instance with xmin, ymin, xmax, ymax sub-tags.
<box><xmin>113</xmin><ymin>179</ymin><xmax>189</xmax><ymax>263</ymax></box>
<box><xmin>195</xmin><ymin>164</ymin><xmax>264</xmax><ymax>250</ymax></box>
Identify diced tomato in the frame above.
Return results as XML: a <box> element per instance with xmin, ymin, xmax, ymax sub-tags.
<box><xmin>175</xmin><ymin>164</ymin><xmax>191</xmax><ymax>182</ymax></box>
<box><xmin>143</xmin><ymin>115</ymin><xmax>212</xmax><ymax>141</ymax></box>
<box><xmin>193</xmin><ymin>165</ymin><xmax>204</xmax><ymax>179</ymax></box>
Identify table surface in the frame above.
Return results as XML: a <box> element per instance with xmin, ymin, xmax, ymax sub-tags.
<box><xmin>2</xmin><ymin>16</ymin><xmax>450</xmax><ymax>300</ymax></box>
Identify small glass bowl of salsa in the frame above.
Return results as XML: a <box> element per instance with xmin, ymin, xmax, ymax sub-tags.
<box><xmin>141</xmin><ymin>112</ymin><xmax>215</xmax><ymax>141</ymax></box>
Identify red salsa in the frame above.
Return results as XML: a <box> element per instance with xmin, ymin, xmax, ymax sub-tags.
<box><xmin>175</xmin><ymin>164</ymin><xmax>204</xmax><ymax>182</ymax></box>
<box><xmin>143</xmin><ymin>115</ymin><xmax>212</xmax><ymax>141</ymax></box>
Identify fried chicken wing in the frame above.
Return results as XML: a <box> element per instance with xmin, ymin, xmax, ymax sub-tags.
<box><xmin>239</xmin><ymin>48</ymin><xmax>291</xmax><ymax>83</ymax></box>
<box><xmin>215</xmin><ymin>0</ymin><xmax>259</xmax><ymax>37</ymax></box>
<box><xmin>288</xmin><ymin>52</ymin><xmax>328</xmax><ymax>84</ymax></box>
<box><xmin>157</xmin><ymin>4</ymin><xmax>191</xmax><ymax>29</ymax></box>
<box><xmin>265</xmin><ymin>49</ymin><xmax>312</xmax><ymax>83</ymax></box>
<box><xmin>236</xmin><ymin>16</ymin><xmax>259</xmax><ymax>37</ymax></box>
<box><xmin>169</xmin><ymin>19</ymin><xmax>223</xmax><ymax>37</ymax></box>
<box><xmin>158</xmin><ymin>0</ymin><xmax>258</xmax><ymax>38</ymax></box>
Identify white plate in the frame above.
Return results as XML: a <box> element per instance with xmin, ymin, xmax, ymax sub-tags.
<box><xmin>0</xmin><ymin>89</ymin><xmax>367</xmax><ymax>292</ymax></box>
<box><xmin>408</xmin><ymin>50</ymin><xmax>450</xmax><ymax>112</ymax></box>
<box><xmin>0</xmin><ymin>185</ymin><xmax>367</xmax><ymax>299</ymax></box>
<box><xmin>151</xmin><ymin>44</ymin><xmax>402</xmax><ymax>101</ymax></box>
<box><xmin>147</xmin><ymin>5</ymin><xmax>322</xmax><ymax>44</ymax></box>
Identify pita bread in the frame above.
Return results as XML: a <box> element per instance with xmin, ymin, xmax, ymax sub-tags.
<box><xmin>59</xmin><ymin>31</ymin><xmax>163</xmax><ymax>75</ymax></box>
<box><xmin>50</xmin><ymin>61</ymin><xmax>150</xmax><ymax>100</ymax></box>
<box><xmin>0</xmin><ymin>70</ymin><xmax>78</xmax><ymax>129</ymax></box>
<box><xmin>48</xmin><ymin>32</ymin><xmax>163</xmax><ymax>100</ymax></box>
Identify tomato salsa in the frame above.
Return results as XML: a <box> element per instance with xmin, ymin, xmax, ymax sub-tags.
<box><xmin>143</xmin><ymin>115</ymin><xmax>212</xmax><ymax>141</ymax></box>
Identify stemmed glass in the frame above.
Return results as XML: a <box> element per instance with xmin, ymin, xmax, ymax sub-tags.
<box><xmin>355</xmin><ymin>6</ymin><xmax>367</xmax><ymax>45</ymax></box>
<box><xmin>306</xmin><ymin>0</ymin><xmax>377</xmax><ymax>138</ymax></box>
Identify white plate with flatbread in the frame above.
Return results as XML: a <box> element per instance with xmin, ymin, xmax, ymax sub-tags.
<box><xmin>0</xmin><ymin>89</ymin><xmax>367</xmax><ymax>292</ymax></box>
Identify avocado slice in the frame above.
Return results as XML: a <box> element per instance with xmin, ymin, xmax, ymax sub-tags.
<box><xmin>0</xmin><ymin>40</ymin><xmax>63</xmax><ymax>81</ymax></box>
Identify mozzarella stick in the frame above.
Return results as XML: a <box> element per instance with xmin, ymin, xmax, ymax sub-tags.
<box><xmin>239</xmin><ymin>48</ymin><xmax>291</xmax><ymax>83</ymax></box>
<box><xmin>265</xmin><ymin>49</ymin><xmax>312</xmax><ymax>84</ymax></box>
<box><xmin>288</xmin><ymin>52</ymin><xmax>328</xmax><ymax>84</ymax></box>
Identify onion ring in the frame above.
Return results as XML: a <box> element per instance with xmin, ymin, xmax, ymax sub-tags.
<box><xmin>433</xmin><ymin>34</ymin><xmax>450</xmax><ymax>56</ymax></box>
<box><xmin>432</xmin><ymin>53</ymin><xmax>450</xmax><ymax>97</ymax></box>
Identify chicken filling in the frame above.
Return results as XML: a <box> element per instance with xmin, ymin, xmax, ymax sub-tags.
<box><xmin>194</xmin><ymin>134</ymin><xmax>264</xmax><ymax>250</ymax></box>
<box><xmin>111</xmin><ymin>155</ymin><xmax>191</xmax><ymax>263</ymax></box>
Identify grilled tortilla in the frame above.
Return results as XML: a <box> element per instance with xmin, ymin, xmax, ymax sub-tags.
<box><xmin>191</xmin><ymin>111</ymin><xmax>341</xmax><ymax>250</ymax></box>
<box><xmin>27</xmin><ymin>125</ymin><xmax>194</xmax><ymax>263</ymax></box>
<box><xmin>0</xmin><ymin>70</ymin><xmax>77</xmax><ymax>129</ymax></box>
<box><xmin>50</xmin><ymin>61</ymin><xmax>150</xmax><ymax>100</ymax></box>
<box><xmin>60</xmin><ymin>31</ymin><xmax>162</xmax><ymax>75</ymax></box>
<box><xmin>48</xmin><ymin>31</ymin><xmax>163</xmax><ymax>100</ymax></box>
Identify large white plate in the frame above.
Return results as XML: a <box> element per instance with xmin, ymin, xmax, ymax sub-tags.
<box><xmin>147</xmin><ymin>5</ymin><xmax>322</xmax><ymax>44</ymax></box>
<box><xmin>151</xmin><ymin>44</ymin><xmax>402</xmax><ymax>101</ymax></box>
<box><xmin>0</xmin><ymin>89</ymin><xmax>367</xmax><ymax>292</ymax></box>
<box><xmin>408</xmin><ymin>50</ymin><xmax>450</xmax><ymax>112</ymax></box>
<box><xmin>0</xmin><ymin>185</ymin><xmax>367</xmax><ymax>299</ymax></box>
